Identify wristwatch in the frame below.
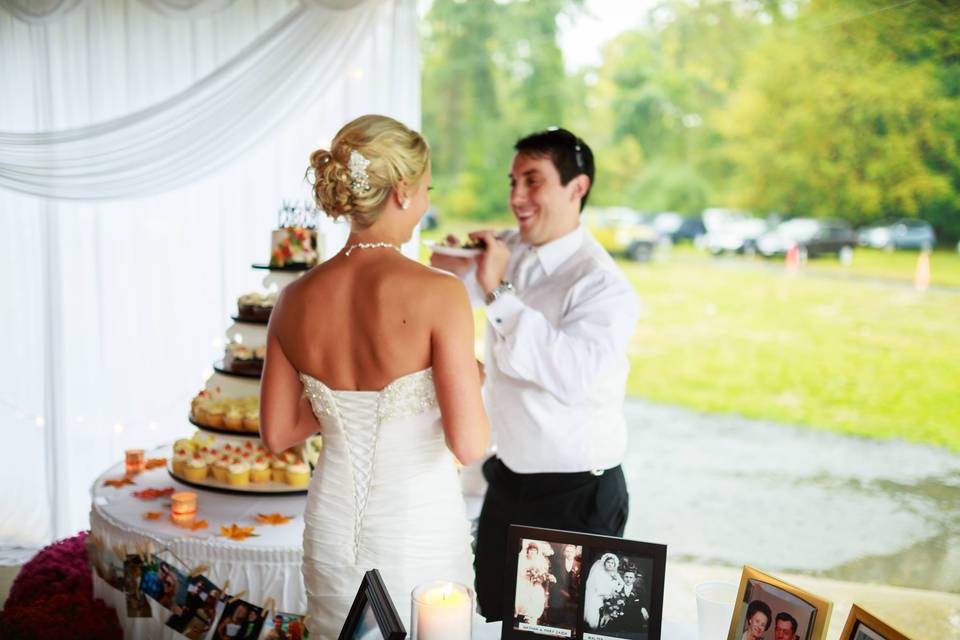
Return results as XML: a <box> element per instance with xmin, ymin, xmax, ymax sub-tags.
<box><xmin>485</xmin><ymin>281</ymin><xmax>516</xmax><ymax>305</ymax></box>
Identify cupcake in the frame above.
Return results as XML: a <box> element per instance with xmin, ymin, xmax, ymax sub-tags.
<box><xmin>285</xmin><ymin>461</ymin><xmax>310</xmax><ymax>487</ymax></box>
<box><xmin>206</xmin><ymin>403</ymin><xmax>225</xmax><ymax>428</ymax></box>
<box><xmin>172</xmin><ymin>447</ymin><xmax>191</xmax><ymax>476</ymax></box>
<box><xmin>251</xmin><ymin>457</ymin><xmax>271</xmax><ymax>483</ymax></box>
<box><xmin>183</xmin><ymin>454</ymin><xmax>208</xmax><ymax>482</ymax></box>
<box><xmin>227</xmin><ymin>460</ymin><xmax>251</xmax><ymax>487</ymax></box>
<box><xmin>270</xmin><ymin>458</ymin><xmax>288</xmax><ymax>483</ymax></box>
<box><xmin>213</xmin><ymin>455</ymin><xmax>230</xmax><ymax>482</ymax></box>
<box><xmin>224</xmin><ymin>407</ymin><xmax>244</xmax><ymax>430</ymax></box>
<box><xmin>173</xmin><ymin>438</ymin><xmax>195</xmax><ymax>455</ymax></box>
<box><xmin>242</xmin><ymin>410</ymin><xmax>260</xmax><ymax>433</ymax></box>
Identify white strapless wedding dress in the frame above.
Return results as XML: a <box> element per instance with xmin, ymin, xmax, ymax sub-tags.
<box><xmin>299</xmin><ymin>367</ymin><xmax>475</xmax><ymax>639</ymax></box>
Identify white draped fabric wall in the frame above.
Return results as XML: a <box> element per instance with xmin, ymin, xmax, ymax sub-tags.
<box><xmin>0</xmin><ymin>0</ymin><xmax>420</xmax><ymax>556</ymax></box>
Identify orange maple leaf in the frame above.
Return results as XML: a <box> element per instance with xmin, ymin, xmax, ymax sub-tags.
<box><xmin>256</xmin><ymin>513</ymin><xmax>294</xmax><ymax>525</ymax></box>
<box><xmin>143</xmin><ymin>512</ymin><xmax>163</xmax><ymax>521</ymax></box>
<box><xmin>220</xmin><ymin>523</ymin><xmax>258</xmax><ymax>541</ymax></box>
<box><xmin>144</xmin><ymin>458</ymin><xmax>167</xmax><ymax>470</ymax></box>
<box><xmin>103</xmin><ymin>476</ymin><xmax>135</xmax><ymax>489</ymax></box>
<box><xmin>190</xmin><ymin>519</ymin><xmax>208</xmax><ymax>531</ymax></box>
<box><xmin>133</xmin><ymin>487</ymin><xmax>176</xmax><ymax>500</ymax></box>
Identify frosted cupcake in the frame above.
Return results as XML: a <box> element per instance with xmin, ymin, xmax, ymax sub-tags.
<box><xmin>242</xmin><ymin>410</ymin><xmax>260</xmax><ymax>433</ymax></box>
<box><xmin>173</xmin><ymin>438</ymin><xmax>195</xmax><ymax>455</ymax></box>
<box><xmin>286</xmin><ymin>461</ymin><xmax>310</xmax><ymax>488</ymax></box>
<box><xmin>270</xmin><ymin>458</ymin><xmax>287</xmax><ymax>483</ymax></box>
<box><xmin>227</xmin><ymin>460</ymin><xmax>251</xmax><ymax>487</ymax></box>
<box><xmin>183</xmin><ymin>454</ymin><xmax>208</xmax><ymax>482</ymax></box>
<box><xmin>224</xmin><ymin>407</ymin><xmax>244</xmax><ymax>430</ymax></box>
<box><xmin>213</xmin><ymin>455</ymin><xmax>231</xmax><ymax>482</ymax></box>
<box><xmin>251</xmin><ymin>457</ymin><xmax>271</xmax><ymax>483</ymax></box>
<box><xmin>172</xmin><ymin>447</ymin><xmax>191</xmax><ymax>476</ymax></box>
<box><xmin>206</xmin><ymin>403</ymin><xmax>226</xmax><ymax>428</ymax></box>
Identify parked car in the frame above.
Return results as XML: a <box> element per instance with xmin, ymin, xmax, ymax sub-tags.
<box><xmin>757</xmin><ymin>218</ymin><xmax>857</xmax><ymax>259</ymax></box>
<box><xmin>653</xmin><ymin>212</ymin><xmax>705</xmax><ymax>243</ymax></box>
<box><xmin>585</xmin><ymin>206</ymin><xmax>659</xmax><ymax>261</ymax></box>
<box><xmin>858</xmin><ymin>218</ymin><xmax>936</xmax><ymax>250</ymax></box>
<box><xmin>702</xmin><ymin>211</ymin><xmax>769</xmax><ymax>255</ymax></box>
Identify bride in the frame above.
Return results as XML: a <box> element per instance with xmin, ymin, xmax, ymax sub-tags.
<box><xmin>259</xmin><ymin>114</ymin><xmax>490</xmax><ymax>639</ymax></box>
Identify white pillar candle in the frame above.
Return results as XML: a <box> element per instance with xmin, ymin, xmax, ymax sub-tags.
<box><xmin>412</xmin><ymin>581</ymin><xmax>472</xmax><ymax>640</ymax></box>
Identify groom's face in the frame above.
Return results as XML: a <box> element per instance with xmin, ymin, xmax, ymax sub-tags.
<box><xmin>509</xmin><ymin>153</ymin><xmax>581</xmax><ymax>246</ymax></box>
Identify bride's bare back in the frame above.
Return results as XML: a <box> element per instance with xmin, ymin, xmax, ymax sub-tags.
<box><xmin>260</xmin><ymin>248</ymin><xmax>488</xmax><ymax>465</ymax></box>
<box><xmin>274</xmin><ymin>249</ymin><xmax>448</xmax><ymax>390</ymax></box>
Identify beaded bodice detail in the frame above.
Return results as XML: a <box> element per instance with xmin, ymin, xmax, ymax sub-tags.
<box><xmin>299</xmin><ymin>368</ymin><xmax>438</xmax><ymax>559</ymax></box>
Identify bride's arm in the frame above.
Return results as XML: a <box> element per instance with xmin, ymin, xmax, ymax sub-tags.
<box><xmin>259</xmin><ymin>295</ymin><xmax>321</xmax><ymax>454</ymax></box>
<box><xmin>432</xmin><ymin>276</ymin><xmax>490</xmax><ymax>466</ymax></box>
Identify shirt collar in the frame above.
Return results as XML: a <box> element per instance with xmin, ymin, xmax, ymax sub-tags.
<box><xmin>525</xmin><ymin>225</ymin><xmax>584</xmax><ymax>276</ymax></box>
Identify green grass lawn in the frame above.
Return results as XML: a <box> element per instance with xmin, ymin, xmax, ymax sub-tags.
<box><xmin>622</xmin><ymin>256</ymin><xmax>960</xmax><ymax>451</ymax></box>
<box><xmin>422</xmin><ymin>226</ymin><xmax>960</xmax><ymax>451</ymax></box>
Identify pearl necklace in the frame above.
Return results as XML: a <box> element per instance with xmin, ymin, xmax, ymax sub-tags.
<box><xmin>343</xmin><ymin>241</ymin><xmax>402</xmax><ymax>257</ymax></box>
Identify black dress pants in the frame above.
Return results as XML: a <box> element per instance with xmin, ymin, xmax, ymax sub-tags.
<box><xmin>473</xmin><ymin>456</ymin><xmax>629</xmax><ymax>621</ymax></box>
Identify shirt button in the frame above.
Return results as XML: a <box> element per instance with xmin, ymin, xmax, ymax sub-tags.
<box><xmin>495</xmin><ymin>318</ymin><xmax>502</xmax><ymax>323</ymax></box>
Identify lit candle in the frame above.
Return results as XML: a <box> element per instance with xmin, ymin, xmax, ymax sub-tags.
<box><xmin>124</xmin><ymin>449</ymin><xmax>145</xmax><ymax>475</ymax></box>
<box><xmin>412</xmin><ymin>581</ymin><xmax>471</xmax><ymax>640</ymax></box>
<box><xmin>170</xmin><ymin>491</ymin><xmax>197</xmax><ymax>526</ymax></box>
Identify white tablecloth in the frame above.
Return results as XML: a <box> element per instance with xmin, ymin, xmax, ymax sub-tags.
<box><xmin>90</xmin><ymin>449</ymin><xmax>309</xmax><ymax>639</ymax></box>
<box><xmin>90</xmin><ymin>450</ymin><xmax>697</xmax><ymax>640</ymax></box>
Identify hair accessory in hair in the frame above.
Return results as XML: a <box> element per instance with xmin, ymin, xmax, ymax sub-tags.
<box><xmin>348</xmin><ymin>149</ymin><xmax>371</xmax><ymax>192</ymax></box>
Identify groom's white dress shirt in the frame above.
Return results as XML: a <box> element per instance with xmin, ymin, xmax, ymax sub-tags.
<box><xmin>464</xmin><ymin>225</ymin><xmax>640</xmax><ymax>474</ymax></box>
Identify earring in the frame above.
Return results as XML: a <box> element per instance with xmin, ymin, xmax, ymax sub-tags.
<box><xmin>402</xmin><ymin>198</ymin><xmax>410</xmax><ymax>210</ymax></box>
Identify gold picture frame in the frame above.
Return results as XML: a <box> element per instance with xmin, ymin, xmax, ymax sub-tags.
<box><xmin>727</xmin><ymin>566</ymin><xmax>833</xmax><ymax>640</ymax></box>
<box><xmin>839</xmin><ymin>604</ymin><xmax>912</xmax><ymax>640</ymax></box>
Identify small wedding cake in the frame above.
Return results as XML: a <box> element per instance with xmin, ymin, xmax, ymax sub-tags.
<box><xmin>269</xmin><ymin>202</ymin><xmax>322</xmax><ymax>268</ymax></box>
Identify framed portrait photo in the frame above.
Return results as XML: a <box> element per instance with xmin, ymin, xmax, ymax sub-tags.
<box><xmin>502</xmin><ymin>525</ymin><xmax>667</xmax><ymax>640</ymax></box>
<box><xmin>338</xmin><ymin>569</ymin><xmax>406</xmax><ymax>640</ymax></box>
<box><xmin>727</xmin><ymin>566</ymin><xmax>832</xmax><ymax>640</ymax></box>
<box><xmin>840</xmin><ymin>605</ymin><xmax>912</xmax><ymax>640</ymax></box>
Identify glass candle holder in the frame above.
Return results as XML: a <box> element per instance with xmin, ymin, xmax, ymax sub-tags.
<box><xmin>124</xmin><ymin>449</ymin><xmax>146</xmax><ymax>475</ymax></box>
<box><xmin>170</xmin><ymin>491</ymin><xmax>197</xmax><ymax>526</ymax></box>
<box><xmin>411</xmin><ymin>581</ymin><xmax>472</xmax><ymax>640</ymax></box>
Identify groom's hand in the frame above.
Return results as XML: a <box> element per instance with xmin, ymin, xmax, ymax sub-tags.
<box><xmin>429</xmin><ymin>234</ymin><xmax>474</xmax><ymax>276</ymax></box>
<box><xmin>471</xmin><ymin>230</ymin><xmax>509</xmax><ymax>295</ymax></box>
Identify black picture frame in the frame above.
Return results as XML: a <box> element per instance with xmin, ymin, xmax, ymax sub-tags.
<box><xmin>503</xmin><ymin>525</ymin><xmax>667</xmax><ymax>640</ymax></box>
<box><xmin>338</xmin><ymin>569</ymin><xmax>407</xmax><ymax>640</ymax></box>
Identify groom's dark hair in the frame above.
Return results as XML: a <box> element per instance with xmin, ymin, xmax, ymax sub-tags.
<box><xmin>515</xmin><ymin>127</ymin><xmax>595</xmax><ymax>212</ymax></box>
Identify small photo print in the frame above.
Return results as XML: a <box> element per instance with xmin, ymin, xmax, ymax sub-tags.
<box><xmin>165</xmin><ymin>574</ymin><xmax>225</xmax><ymax>640</ymax></box>
<box><xmin>512</xmin><ymin>538</ymin><xmax>582</xmax><ymax>638</ymax></box>
<box><xmin>261</xmin><ymin>611</ymin><xmax>309</xmax><ymax>640</ymax></box>
<box><xmin>93</xmin><ymin>545</ymin><xmax>125</xmax><ymax>590</ymax></box>
<box><xmin>142</xmin><ymin>559</ymin><xmax>188</xmax><ymax>612</ymax></box>
<box><xmin>738</xmin><ymin>579</ymin><xmax>816</xmax><ymax>640</ymax></box>
<box><xmin>351</xmin><ymin>598</ymin><xmax>380</xmax><ymax>640</ymax></box>
<box><xmin>123</xmin><ymin>555</ymin><xmax>153</xmax><ymax>618</ymax></box>
<box><xmin>852</xmin><ymin>623</ymin><xmax>888</xmax><ymax>640</ymax></box>
<box><xmin>582</xmin><ymin>549</ymin><xmax>654</xmax><ymax>640</ymax></box>
<box><xmin>212</xmin><ymin>598</ymin><xmax>266</xmax><ymax>640</ymax></box>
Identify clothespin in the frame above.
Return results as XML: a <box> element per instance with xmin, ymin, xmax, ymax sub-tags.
<box><xmin>189</xmin><ymin>564</ymin><xmax>209</xmax><ymax>578</ymax></box>
<box><xmin>228</xmin><ymin>591</ymin><xmax>247</xmax><ymax>604</ymax></box>
<box><xmin>263</xmin><ymin>597</ymin><xmax>276</xmax><ymax>619</ymax></box>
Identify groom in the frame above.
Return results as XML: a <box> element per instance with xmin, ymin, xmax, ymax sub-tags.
<box><xmin>430</xmin><ymin>127</ymin><xmax>639</xmax><ymax>621</ymax></box>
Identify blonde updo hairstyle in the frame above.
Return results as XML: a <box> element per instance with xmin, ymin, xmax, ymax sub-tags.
<box><xmin>308</xmin><ymin>115</ymin><xmax>429</xmax><ymax>228</ymax></box>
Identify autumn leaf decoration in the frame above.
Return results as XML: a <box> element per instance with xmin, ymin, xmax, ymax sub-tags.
<box><xmin>143</xmin><ymin>512</ymin><xmax>163</xmax><ymax>521</ymax></box>
<box><xmin>256</xmin><ymin>513</ymin><xmax>293</xmax><ymax>526</ymax></box>
<box><xmin>132</xmin><ymin>487</ymin><xmax>176</xmax><ymax>500</ymax></box>
<box><xmin>189</xmin><ymin>520</ymin><xmax>209</xmax><ymax>531</ymax></box>
<box><xmin>103</xmin><ymin>476</ymin><xmax>135</xmax><ymax>489</ymax></box>
<box><xmin>144</xmin><ymin>458</ymin><xmax>168</xmax><ymax>470</ymax></box>
<box><xmin>220</xmin><ymin>524</ymin><xmax>258</xmax><ymax>541</ymax></box>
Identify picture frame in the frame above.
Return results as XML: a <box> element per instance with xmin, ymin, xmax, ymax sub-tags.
<box><xmin>839</xmin><ymin>604</ymin><xmax>912</xmax><ymax>640</ymax></box>
<box><xmin>338</xmin><ymin>569</ymin><xmax>407</xmax><ymax>640</ymax></box>
<box><xmin>727</xmin><ymin>566</ymin><xmax>832</xmax><ymax>640</ymax></box>
<box><xmin>502</xmin><ymin>524</ymin><xmax>667</xmax><ymax>640</ymax></box>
